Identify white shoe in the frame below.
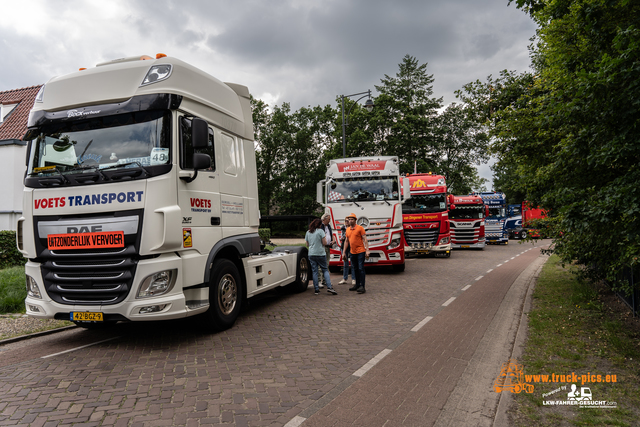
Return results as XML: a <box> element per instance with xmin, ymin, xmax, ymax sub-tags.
<box><xmin>352</xmin><ymin>280</ymin><xmax>356</xmax><ymax>285</ymax></box>
<box><xmin>338</xmin><ymin>279</ymin><xmax>348</xmax><ymax>285</ymax></box>
<box><xmin>319</xmin><ymin>283</ymin><xmax>325</xmax><ymax>288</ymax></box>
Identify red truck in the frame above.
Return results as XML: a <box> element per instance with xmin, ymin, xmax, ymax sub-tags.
<box><xmin>448</xmin><ymin>194</ymin><xmax>488</xmax><ymax>249</ymax></box>
<box><xmin>401</xmin><ymin>173</ymin><xmax>451</xmax><ymax>257</ymax></box>
<box><xmin>509</xmin><ymin>201</ymin><xmax>547</xmax><ymax>239</ymax></box>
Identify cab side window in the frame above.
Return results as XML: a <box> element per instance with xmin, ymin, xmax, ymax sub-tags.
<box><xmin>180</xmin><ymin>117</ymin><xmax>215</xmax><ymax>171</ymax></box>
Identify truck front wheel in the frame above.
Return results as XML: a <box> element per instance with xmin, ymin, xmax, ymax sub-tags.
<box><xmin>203</xmin><ymin>258</ymin><xmax>243</xmax><ymax>331</ymax></box>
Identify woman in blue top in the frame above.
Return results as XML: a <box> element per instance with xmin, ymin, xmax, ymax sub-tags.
<box><xmin>305</xmin><ymin>218</ymin><xmax>337</xmax><ymax>295</ymax></box>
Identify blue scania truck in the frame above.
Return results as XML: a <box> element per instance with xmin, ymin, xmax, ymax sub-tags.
<box><xmin>476</xmin><ymin>192</ymin><xmax>508</xmax><ymax>244</ymax></box>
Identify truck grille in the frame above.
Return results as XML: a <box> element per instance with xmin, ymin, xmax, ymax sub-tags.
<box><xmin>41</xmin><ymin>246</ymin><xmax>138</xmax><ymax>305</ymax></box>
<box><xmin>451</xmin><ymin>228</ymin><xmax>480</xmax><ymax>243</ymax></box>
<box><xmin>404</xmin><ymin>229</ymin><xmax>438</xmax><ymax>245</ymax></box>
<box><xmin>34</xmin><ymin>211</ymin><xmax>142</xmax><ymax>306</ymax></box>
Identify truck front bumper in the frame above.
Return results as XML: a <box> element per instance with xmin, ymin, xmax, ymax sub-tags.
<box><xmin>24</xmin><ymin>255</ymin><xmax>209</xmax><ymax>323</ymax></box>
<box><xmin>404</xmin><ymin>242</ymin><xmax>452</xmax><ymax>255</ymax></box>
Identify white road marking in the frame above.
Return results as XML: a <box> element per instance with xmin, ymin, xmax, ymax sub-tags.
<box><xmin>284</xmin><ymin>416</ymin><xmax>306</xmax><ymax>427</ymax></box>
<box><xmin>442</xmin><ymin>297</ymin><xmax>456</xmax><ymax>307</ymax></box>
<box><xmin>353</xmin><ymin>349</ymin><xmax>393</xmax><ymax>377</ymax></box>
<box><xmin>41</xmin><ymin>337</ymin><xmax>120</xmax><ymax>359</ymax></box>
<box><xmin>411</xmin><ymin>316</ymin><xmax>433</xmax><ymax>332</ymax></box>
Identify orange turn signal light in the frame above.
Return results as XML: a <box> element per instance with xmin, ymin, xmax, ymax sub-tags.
<box><xmin>156</xmin><ymin>53</ymin><xmax>167</xmax><ymax>59</ymax></box>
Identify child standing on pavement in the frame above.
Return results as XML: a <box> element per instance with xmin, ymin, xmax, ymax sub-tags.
<box><xmin>305</xmin><ymin>218</ymin><xmax>338</xmax><ymax>296</ymax></box>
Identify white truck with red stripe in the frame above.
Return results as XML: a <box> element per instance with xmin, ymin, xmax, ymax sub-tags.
<box><xmin>317</xmin><ymin>156</ymin><xmax>410</xmax><ymax>272</ymax></box>
<box><xmin>18</xmin><ymin>54</ymin><xmax>309</xmax><ymax>331</ymax></box>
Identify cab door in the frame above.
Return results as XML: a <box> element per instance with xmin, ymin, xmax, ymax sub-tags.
<box><xmin>177</xmin><ymin>116</ymin><xmax>222</xmax><ymax>252</ymax></box>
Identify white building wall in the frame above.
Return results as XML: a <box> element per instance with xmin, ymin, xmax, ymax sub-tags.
<box><xmin>0</xmin><ymin>143</ymin><xmax>27</xmax><ymax>231</ymax></box>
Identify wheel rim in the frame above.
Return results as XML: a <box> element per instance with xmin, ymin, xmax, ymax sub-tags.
<box><xmin>299</xmin><ymin>257</ymin><xmax>309</xmax><ymax>283</ymax></box>
<box><xmin>218</xmin><ymin>273</ymin><xmax>238</xmax><ymax>315</ymax></box>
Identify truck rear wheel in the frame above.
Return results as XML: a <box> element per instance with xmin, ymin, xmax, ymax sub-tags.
<box><xmin>203</xmin><ymin>258</ymin><xmax>243</xmax><ymax>331</ymax></box>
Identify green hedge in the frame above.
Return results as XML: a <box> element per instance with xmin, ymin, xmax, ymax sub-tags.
<box><xmin>0</xmin><ymin>231</ymin><xmax>26</xmax><ymax>269</ymax></box>
<box><xmin>259</xmin><ymin>228</ymin><xmax>271</xmax><ymax>244</ymax></box>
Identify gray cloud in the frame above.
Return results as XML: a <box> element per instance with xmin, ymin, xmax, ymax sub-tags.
<box><xmin>0</xmin><ymin>0</ymin><xmax>536</xmax><ymax>185</ymax></box>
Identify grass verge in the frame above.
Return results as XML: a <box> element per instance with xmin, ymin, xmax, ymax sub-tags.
<box><xmin>0</xmin><ymin>266</ymin><xmax>27</xmax><ymax>313</ymax></box>
<box><xmin>510</xmin><ymin>255</ymin><xmax>640</xmax><ymax>426</ymax></box>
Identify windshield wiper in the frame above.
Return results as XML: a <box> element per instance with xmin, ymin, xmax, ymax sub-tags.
<box><xmin>31</xmin><ymin>168</ymin><xmax>70</xmax><ymax>186</ymax></box>
<box><xmin>101</xmin><ymin>161</ymin><xmax>150</xmax><ymax>178</ymax></box>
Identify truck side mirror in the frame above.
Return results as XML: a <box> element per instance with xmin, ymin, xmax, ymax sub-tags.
<box><xmin>191</xmin><ymin>117</ymin><xmax>209</xmax><ymax>149</ymax></box>
<box><xmin>181</xmin><ymin>153</ymin><xmax>211</xmax><ymax>183</ymax></box>
<box><xmin>317</xmin><ymin>180</ymin><xmax>325</xmax><ymax>205</ymax></box>
<box><xmin>193</xmin><ymin>153</ymin><xmax>211</xmax><ymax>170</ymax></box>
<box><xmin>402</xmin><ymin>177</ymin><xmax>411</xmax><ymax>201</ymax></box>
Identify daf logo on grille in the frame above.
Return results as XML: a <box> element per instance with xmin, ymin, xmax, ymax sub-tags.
<box><xmin>66</xmin><ymin>225</ymin><xmax>103</xmax><ymax>233</ymax></box>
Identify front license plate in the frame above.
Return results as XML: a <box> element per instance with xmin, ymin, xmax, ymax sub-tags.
<box><xmin>71</xmin><ymin>312</ymin><xmax>103</xmax><ymax>322</ymax></box>
<box><xmin>461</xmin><ymin>245</ymin><xmax>470</xmax><ymax>248</ymax></box>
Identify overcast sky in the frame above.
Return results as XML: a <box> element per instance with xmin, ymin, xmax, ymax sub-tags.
<box><xmin>0</xmin><ymin>0</ymin><xmax>537</xmax><ymax>185</ymax></box>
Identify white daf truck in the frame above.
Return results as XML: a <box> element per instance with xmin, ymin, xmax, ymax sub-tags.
<box><xmin>317</xmin><ymin>156</ymin><xmax>410</xmax><ymax>272</ymax></box>
<box><xmin>18</xmin><ymin>54</ymin><xmax>309</xmax><ymax>331</ymax></box>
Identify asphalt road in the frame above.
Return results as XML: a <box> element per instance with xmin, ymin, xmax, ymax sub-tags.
<box><xmin>0</xmin><ymin>240</ymin><xmax>550</xmax><ymax>426</ymax></box>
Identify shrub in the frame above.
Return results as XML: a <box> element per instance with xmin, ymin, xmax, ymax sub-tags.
<box><xmin>0</xmin><ymin>231</ymin><xmax>26</xmax><ymax>270</ymax></box>
<box><xmin>259</xmin><ymin>228</ymin><xmax>271</xmax><ymax>244</ymax></box>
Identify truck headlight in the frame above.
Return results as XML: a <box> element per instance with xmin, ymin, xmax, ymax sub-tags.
<box><xmin>388</xmin><ymin>237</ymin><xmax>401</xmax><ymax>250</ymax></box>
<box><xmin>137</xmin><ymin>270</ymin><xmax>176</xmax><ymax>298</ymax></box>
<box><xmin>26</xmin><ymin>275</ymin><xmax>42</xmax><ymax>299</ymax></box>
<box><xmin>439</xmin><ymin>237</ymin><xmax>450</xmax><ymax>245</ymax></box>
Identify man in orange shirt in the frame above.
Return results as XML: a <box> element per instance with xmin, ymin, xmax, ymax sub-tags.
<box><xmin>342</xmin><ymin>213</ymin><xmax>370</xmax><ymax>294</ymax></box>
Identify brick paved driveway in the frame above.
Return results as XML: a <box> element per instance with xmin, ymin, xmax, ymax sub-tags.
<box><xmin>0</xmin><ymin>241</ymin><xmax>548</xmax><ymax>426</ymax></box>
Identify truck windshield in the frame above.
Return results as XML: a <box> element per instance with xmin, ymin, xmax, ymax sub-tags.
<box><xmin>402</xmin><ymin>194</ymin><xmax>446</xmax><ymax>214</ymax></box>
<box><xmin>327</xmin><ymin>176</ymin><xmax>399</xmax><ymax>203</ymax></box>
<box><xmin>449</xmin><ymin>206</ymin><xmax>484</xmax><ymax>219</ymax></box>
<box><xmin>487</xmin><ymin>207</ymin><xmax>506</xmax><ymax>219</ymax></box>
<box><xmin>25</xmin><ymin>110</ymin><xmax>171</xmax><ymax>180</ymax></box>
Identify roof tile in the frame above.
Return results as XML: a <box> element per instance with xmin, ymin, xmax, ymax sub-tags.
<box><xmin>0</xmin><ymin>85</ymin><xmax>43</xmax><ymax>141</ymax></box>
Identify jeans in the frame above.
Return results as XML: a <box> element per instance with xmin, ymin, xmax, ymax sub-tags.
<box><xmin>350</xmin><ymin>252</ymin><xmax>366</xmax><ymax>289</ymax></box>
<box><xmin>321</xmin><ymin>246</ymin><xmax>331</xmax><ymax>285</ymax></box>
<box><xmin>309</xmin><ymin>255</ymin><xmax>332</xmax><ymax>291</ymax></box>
<box><xmin>342</xmin><ymin>254</ymin><xmax>352</xmax><ymax>280</ymax></box>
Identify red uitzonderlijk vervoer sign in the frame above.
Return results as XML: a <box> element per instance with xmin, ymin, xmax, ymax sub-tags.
<box><xmin>47</xmin><ymin>231</ymin><xmax>125</xmax><ymax>250</ymax></box>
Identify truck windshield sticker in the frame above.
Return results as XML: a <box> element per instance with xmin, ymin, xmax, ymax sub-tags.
<box><xmin>151</xmin><ymin>148</ymin><xmax>169</xmax><ymax>165</ymax></box>
<box><xmin>327</xmin><ymin>176</ymin><xmax>399</xmax><ymax>203</ymax></box>
<box><xmin>328</xmin><ymin>191</ymin><xmax>344</xmax><ymax>201</ymax></box>
<box><xmin>47</xmin><ymin>231</ymin><xmax>124</xmax><ymax>250</ymax></box>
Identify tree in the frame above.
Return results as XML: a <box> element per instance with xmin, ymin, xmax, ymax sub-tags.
<box><xmin>253</xmin><ymin>99</ymin><xmax>336</xmax><ymax>217</ymax></box>
<box><xmin>433</xmin><ymin>103</ymin><xmax>491</xmax><ymax>195</ymax></box>
<box><xmin>371</xmin><ymin>55</ymin><xmax>443</xmax><ymax>174</ymax></box>
<box><xmin>460</xmin><ymin>0</ymin><xmax>640</xmax><ymax>293</ymax></box>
